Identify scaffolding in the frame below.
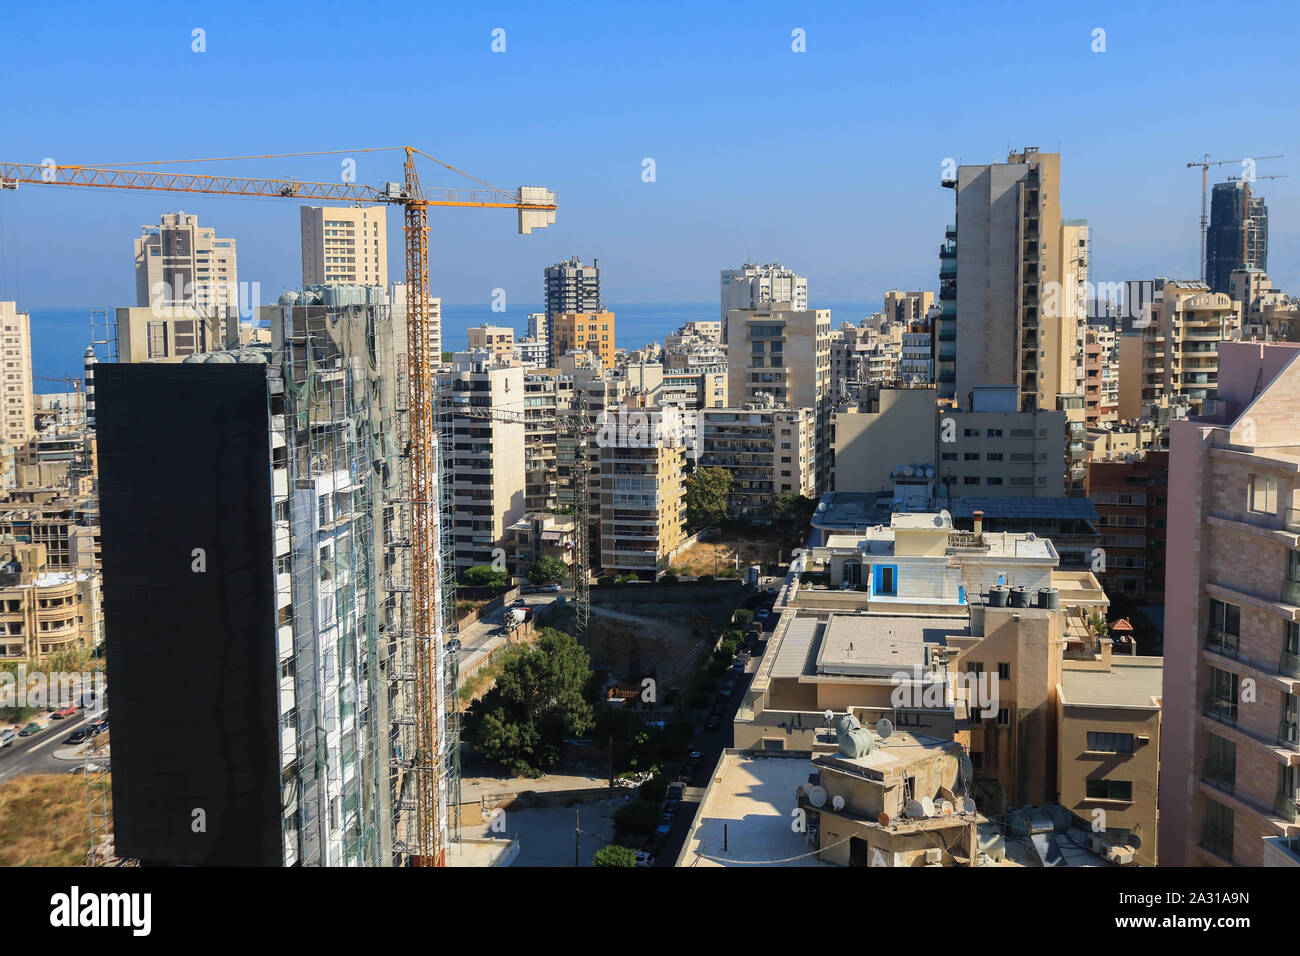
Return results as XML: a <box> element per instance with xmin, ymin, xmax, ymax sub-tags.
<box><xmin>274</xmin><ymin>296</ymin><xmax>396</xmax><ymax>866</ymax></box>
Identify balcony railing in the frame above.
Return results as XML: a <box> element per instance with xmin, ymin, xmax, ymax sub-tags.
<box><xmin>1274</xmin><ymin>791</ymin><xmax>1300</xmax><ymax>823</ymax></box>
<box><xmin>1284</xmin><ymin>579</ymin><xmax>1300</xmax><ymax>606</ymax></box>
<box><xmin>1286</xmin><ymin>508</ymin><xmax>1300</xmax><ymax>534</ymax></box>
<box><xmin>1206</xmin><ymin>628</ymin><xmax>1240</xmax><ymax>659</ymax></box>
<box><xmin>1281</xmin><ymin>649</ymin><xmax>1300</xmax><ymax>679</ymax></box>
<box><xmin>1202</xmin><ymin>760</ymin><xmax>1236</xmax><ymax>794</ymax></box>
<box><xmin>1279</xmin><ymin>718</ymin><xmax>1300</xmax><ymax>749</ymax></box>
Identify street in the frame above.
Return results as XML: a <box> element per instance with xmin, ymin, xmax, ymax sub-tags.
<box><xmin>0</xmin><ymin>712</ymin><xmax>98</xmax><ymax>785</ymax></box>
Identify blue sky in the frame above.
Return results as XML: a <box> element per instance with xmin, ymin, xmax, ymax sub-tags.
<box><xmin>1</xmin><ymin>0</ymin><xmax>1297</xmax><ymax>311</ymax></box>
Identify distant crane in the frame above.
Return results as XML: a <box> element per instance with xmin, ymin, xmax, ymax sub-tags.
<box><xmin>1186</xmin><ymin>153</ymin><xmax>1283</xmax><ymax>279</ymax></box>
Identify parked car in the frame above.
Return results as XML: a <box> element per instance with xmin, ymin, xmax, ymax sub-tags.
<box><xmin>765</xmin><ymin>586</ymin><xmax>778</xmax><ymax>596</ymax></box>
<box><xmin>663</xmin><ymin>794</ymin><xmax>680</xmax><ymax>814</ymax></box>
<box><xmin>444</xmin><ymin>638</ymin><xmax>462</xmax><ymax>653</ymax></box>
<box><xmin>755</xmin><ymin>609</ymin><xmax>770</xmax><ymax>622</ymax></box>
<box><xmin>519</xmin><ymin>585</ymin><xmax>538</xmax><ymax>594</ymax></box>
<box><xmin>704</xmin><ymin>715</ymin><xmax>720</xmax><ymax>731</ymax></box>
<box><xmin>89</xmin><ymin>718</ymin><xmax>109</xmax><ymax>735</ymax></box>
<box><xmin>655</xmin><ymin>812</ymin><xmax>674</xmax><ymax>838</ymax></box>
<box><xmin>511</xmin><ymin>597</ymin><xmax>527</xmax><ymax>607</ymax></box>
<box><xmin>538</xmin><ymin>583</ymin><xmax>562</xmax><ymax>593</ymax></box>
<box><xmin>19</xmin><ymin>722</ymin><xmax>42</xmax><ymax>737</ymax></box>
<box><xmin>66</xmin><ymin>727</ymin><xmax>94</xmax><ymax>744</ymax></box>
<box><xmin>634</xmin><ymin>850</ymin><xmax>655</xmax><ymax>867</ymax></box>
<box><xmin>52</xmin><ymin>705</ymin><xmax>80</xmax><ymax>719</ymax></box>
<box><xmin>0</xmin><ymin>728</ymin><xmax>16</xmax><ymax>748</ymax></box>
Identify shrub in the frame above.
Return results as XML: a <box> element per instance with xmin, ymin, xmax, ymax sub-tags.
<box><xmin>597</xmin><ymin>574</ymin><xmax>617</xmax><ymax>586</ymax></box>
<box><xmin>733</xmin><ymin>609</ymin><xmax>754</xmax><ymax>627</ymax></box>
<box><xmin>594</xmin><ymin>844</ymin><xmax>637</xmax><ymax>867</ymax></box>
<box><xmin>659</xmin><ymin>570</ymin><xmax>679</xmax><ymax>584</ymax></box>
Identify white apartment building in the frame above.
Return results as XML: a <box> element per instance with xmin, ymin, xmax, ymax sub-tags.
<box><xmin>0</xmin><ymin>302</ymin><xmax>34</xmax><ymax>449</ymax></box>
<box><xmin>720</xmin><ymin>262</ymin><xmax>808</xmax><ymax>341</ymax></box>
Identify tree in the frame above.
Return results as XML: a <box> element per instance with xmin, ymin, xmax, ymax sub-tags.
<box><xmin>462</xmin><ymin>564</ymin><xmax>508</xmax><ymax>588</ymax></box>
<box><xmin>772</xmin><ymin>493</ymin><xmax>817</xmax><ymax>526</ymax></box>
<box><xmin>612</xmin><ymin>800</ymin><xmax>659</xmax><ymax>839</ymax></box>
<box><xmin>529</xmin><ymin>555</ymin><xmax>569</xmax><ymax>587</ymax></box>
<box><xmin>465</xmin><ymin>628</ymin><xmax>595</xmax><ymax>776</ymax></box>
<box><xmin>594</xmin><ymin>844</ymin><xmax>637</xmax><ymax>867</ymax></box>
<box><xmin>684</xmin><ymin>466</ymin><xmax>733</xmax><ymax>533</ymax></box>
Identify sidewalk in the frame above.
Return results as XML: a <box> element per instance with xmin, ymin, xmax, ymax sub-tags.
<box><xmin>459</xmin><ymin>770</ymin><xmax>610</xmax><ymax>804</ymax></box>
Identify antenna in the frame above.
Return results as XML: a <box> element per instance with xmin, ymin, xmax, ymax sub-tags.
<box><xmin>876</xmin><ymin>717</ymin><xmax>894</xmax><ymax>740</ymax></box>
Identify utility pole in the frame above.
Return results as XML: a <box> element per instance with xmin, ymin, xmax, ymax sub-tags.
<box><xmin>575</xmin><ymin>809</ymin><xmax>581</xmax><ymax>866</ymax></box>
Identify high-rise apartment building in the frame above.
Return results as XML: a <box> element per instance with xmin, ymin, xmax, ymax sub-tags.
<box><xmin>96</xmin><ymin>287</ymin><xmax>422</xmax><ymax>866</ymax></box>
<box><xmin>438</xmin><ymin>351</ymin><xmax>526</xmax><ymax>572</ymax></box>
<box><xmin>300</xmin><ymin>205</ymin><xmax>388</xmax><ymax>287</ymax></box>
<box><xmin>545</xmin><ymin>256</ymin><xmax>601</xmax><ymax>315</ymax></box>
<box><xmin>946</xmin><ymin>149</ymin><xmax>1086</xmax><ymax>413</ymax></box>
<box><xmin>134</xmin><ymin>212</ymin><xmax>238</xmax><ymax>313</ymax></box>
<box><xmin>0</xmin><ymin>302</ymin><xmax>34</xmax><ymax>449</ymax></box>
<box><xmin>1206</xmin><ymin>180</ymin><xmax>1268</xmax><ymax>296</ymax></box>
<box><xmin>522</xmin><ymin>370</ymin><xmax>572</xmax><ymax>513</ymax></box>
<box><xmin>1162</xmin><ymin>341</ymin><xmax>1300</xmax><ymax>867</ymax></box>
<box><xmin>720</xmin><ymin>262</ymin><xmax>808</xmax><ymax>342</ymax></box>
<box><xmin>725</xmin><ymin>303</ymin><xmax>832</xmax><ymax>491</ymax></box>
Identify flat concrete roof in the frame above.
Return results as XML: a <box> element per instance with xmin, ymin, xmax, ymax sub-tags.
<box><xmin>821</xmin><ymin>527</ymin><xmax>1057</xmax><ymax>562</ymax></box>
<box><xmin>815</xmin><ymin>732</ymin><xmax>961</xmax><ymax>778</ymax></box>
<box><xmin>816</xmin><ymin>613</ymin><xmax>967</xmax><ymax>678</ymax></box>
<box><xmin>677</xmin><ymin>752</ymin><xmax>831</xmax><ymax>867</ymax></box>
<box><xmin>1060</xmin><ymin>659</ymin><xmax>1163</xmax><ymax>708</ymax></box>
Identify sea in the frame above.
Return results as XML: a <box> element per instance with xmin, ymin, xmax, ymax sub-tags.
<box><xmin>26</xmin><ymin>300</ymin><xmax>880</xmax><ymax>389</ymax></box>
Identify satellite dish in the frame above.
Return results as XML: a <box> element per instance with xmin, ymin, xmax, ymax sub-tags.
<box><xmin>958</xmin><ymin>796</ymin><xmax>976</xmax><ymax>815</ymax></box>
<box><xmin>940</xmin><ymin>800</ymin><xmax>955</xmax><ymax>816</ymax></box>
<box><xmin>921</xmin><ymin>796</ymin><xmax>936</xmax><ymax>817</ymax></box>
<box><xmin>876</xmin><ymin>718</ymin><xmax>894</xmax><ymax>740</ymax></box>
<box><xmin>831</xmin><ymin>795</ymin><xmax>845</xmax><ymax>811</ymax></box>
<box><xmin>823</xmin><ymin>709</ymin><xmax>834</xmax><ymax>724</ymax></box>
<box><xmin>905</xmin><ymin>799</ymin><xmax>926</xmax><ymax>819</ymax></box>
<box><xmin>807</xmin><ymin>786</ymin><xmax>827</xmax><ymax>808</ymax></box>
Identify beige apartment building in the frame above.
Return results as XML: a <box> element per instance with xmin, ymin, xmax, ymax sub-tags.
<box><xmin>597</xmin><ymin>405</ymin><xmax>686</xmax><ymax>575</ymax></box>
<box><xmin>507</xmin><ymin>512</ymin><xmax>576</xmax><ymax>577</ymax></box>
<box><xmin>697</xmin><ymin>405</ymin><xmax>816</xmax><ymax>516</ymax></box>
<box><xmin>1118</xmin><ymin>280</ymin><xmax>1240</xmax><ymax>418</ymax></box>
<box><xmin>832</xmin><ymin>386</ymin><xmax>1068</xmax><ymax>497</ymax></box>
<box><xmin>551</xmin><ymin>311</ymin><xmax>616</xmax><ymax>368</ymax></box>
<box><xmin>0</xmin><ymin>538</ymin><xmax>97</xmax><ymax>661</ymax></box>
<box><xmin>0</xmin><ymin>302</ymin><xmax>33</xmax><ymax>450</ymax></box>
<box><xmin>134</xmin><ymin>212</ymin><xmax>238</xmax><ymax>312</ymax></box>
<box><xmin>726</xmin><ymin>303</ymin><xmax>832</xmax><ymax>490</ymax></box>
<box><xmin>883</xmin><ymin>290</ymin><xmax>935</xmax><ymax>327</ymax></box>
<box><xmin>522</xmin><ymin>370</ymin><xmax>573</xmax><ymax>514</ymax></box>
<box><xmin>949</xmin><ymin>149</ymin><xmax>1082</xmax><ymax>413</ymax></box>
<box><xmin>466</xmin><ymin>324</ymin><xmax>516</xmax><ymax>365</ymax></box>
<box><xmin>438</xmin><ymin>351</ymin><xmax>526</xmax><ymax>573</ymax></box>
<box><xmin>1057</xmin><ymin>654</ymin><xmax>1163</xmax><ymax>866</ymax></box>
<box><xmin>300</xmin><ymin>205</ymin><xmax>388</xmax><ymax>287</ymax></box>
<box><xmin>1162</xmin><ymin>341</ymin><xmax>1300</xmax><ymax>867</ymax></box>
<box><xmin>115</xmin><ymin>305</ymin><xmax>227</xmax><ymax>363</ymax></box>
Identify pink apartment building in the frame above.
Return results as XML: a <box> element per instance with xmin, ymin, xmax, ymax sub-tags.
<box><xmin>1162</xmin><ymin>341</ymin><xmax>1300</xmax><ymax>866</ymax></box>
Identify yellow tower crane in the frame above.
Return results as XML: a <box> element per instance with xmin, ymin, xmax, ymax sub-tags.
<box><xmin>0</xmin><ymin>148</ymin><xmax>557</xmax><ymax>867</ymax></box>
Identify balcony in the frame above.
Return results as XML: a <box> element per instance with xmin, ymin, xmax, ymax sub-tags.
<box><xmin>1206</xmin><ymin>628</ymin><xmax>1240</xmax><ymax>659</ymax></box>
<box><xmin>1280</xmin><ymin>718</ymin><xmax>1300</xmax><ymax>750</ymax></box>
<box><xmin>1281</xmin><ymin>649</ymin><xmax>1300</xmax><ymax>680</ymax></box>
<box><xmin>1275</xmin><ymin>791</ymin><xmax>1300</xmax><ymax>823</ymax></box>
<box><xmin>1284</xmin><ymin>579</ymin><xmax>1300</xmax><ymax>606</ymax></box>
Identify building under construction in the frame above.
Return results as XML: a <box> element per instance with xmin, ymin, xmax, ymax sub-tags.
<box><xmin>96</xmin><ymin>284</ymin><xmax>456</xmax><ymax>865</ymax></box>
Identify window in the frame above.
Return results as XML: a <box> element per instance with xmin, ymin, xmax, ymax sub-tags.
<box><xmin>1086</xmin><ymin>779</ymin><xmax>1133</xmax><ymax>801</ymax></box>
<box><xmin>1250</xmin><ymin>474</ymin><xmax>1279</xmax><ymax>515</ymax></box>
<box><xmin>963</xmin><ymin>476</ymin><xmax>979</xmax><ymax>485</ymax></box>
<box><xmin>1087</xmin><ymin>732</ymin><xmax>1135</xmax><ymax>754</ymax></box>
<box><xmin>997</xmin><ymin>662</ymin><xmax>1010</xmax><ymax>680</ymax></box>
<box><xmin>964</xmin><ymin>452</ymin><xmax>979</xmax><ymax>461</ymax></box>
<box><xmin>1209</xmin><ymin>599</ymin><xmax>1240</xmax><ymax>637</ymax></box>
<box><xmin>996</xmin><ymin>708</ymin><xmax>1010</xmax><ymax>726</ymax></box>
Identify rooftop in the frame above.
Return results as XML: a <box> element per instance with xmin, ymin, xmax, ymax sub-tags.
<box><xmin>1060</xmin><ymin>658</ymin><xmax>1163</xmax><ymax>709</ymax></box>
<box><xmin>816</xmin><ymin>613</ymin><xmax>966</xmax><ymax>678</ymax></box>
<box><xmin>677</xmin><ymin>752</ymin><xmax>831</xmax><ymax>867</ymax></box>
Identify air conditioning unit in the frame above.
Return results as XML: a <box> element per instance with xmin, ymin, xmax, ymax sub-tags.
<box><xmin>1106</xmin><ymin>845</ymin><xmax>1134</xmax><ymax>865</ymax></box>
<box><xmin>924</xmin><ymin>847</ymin><xmax>943</xmax><ymax>865</ymax></box>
